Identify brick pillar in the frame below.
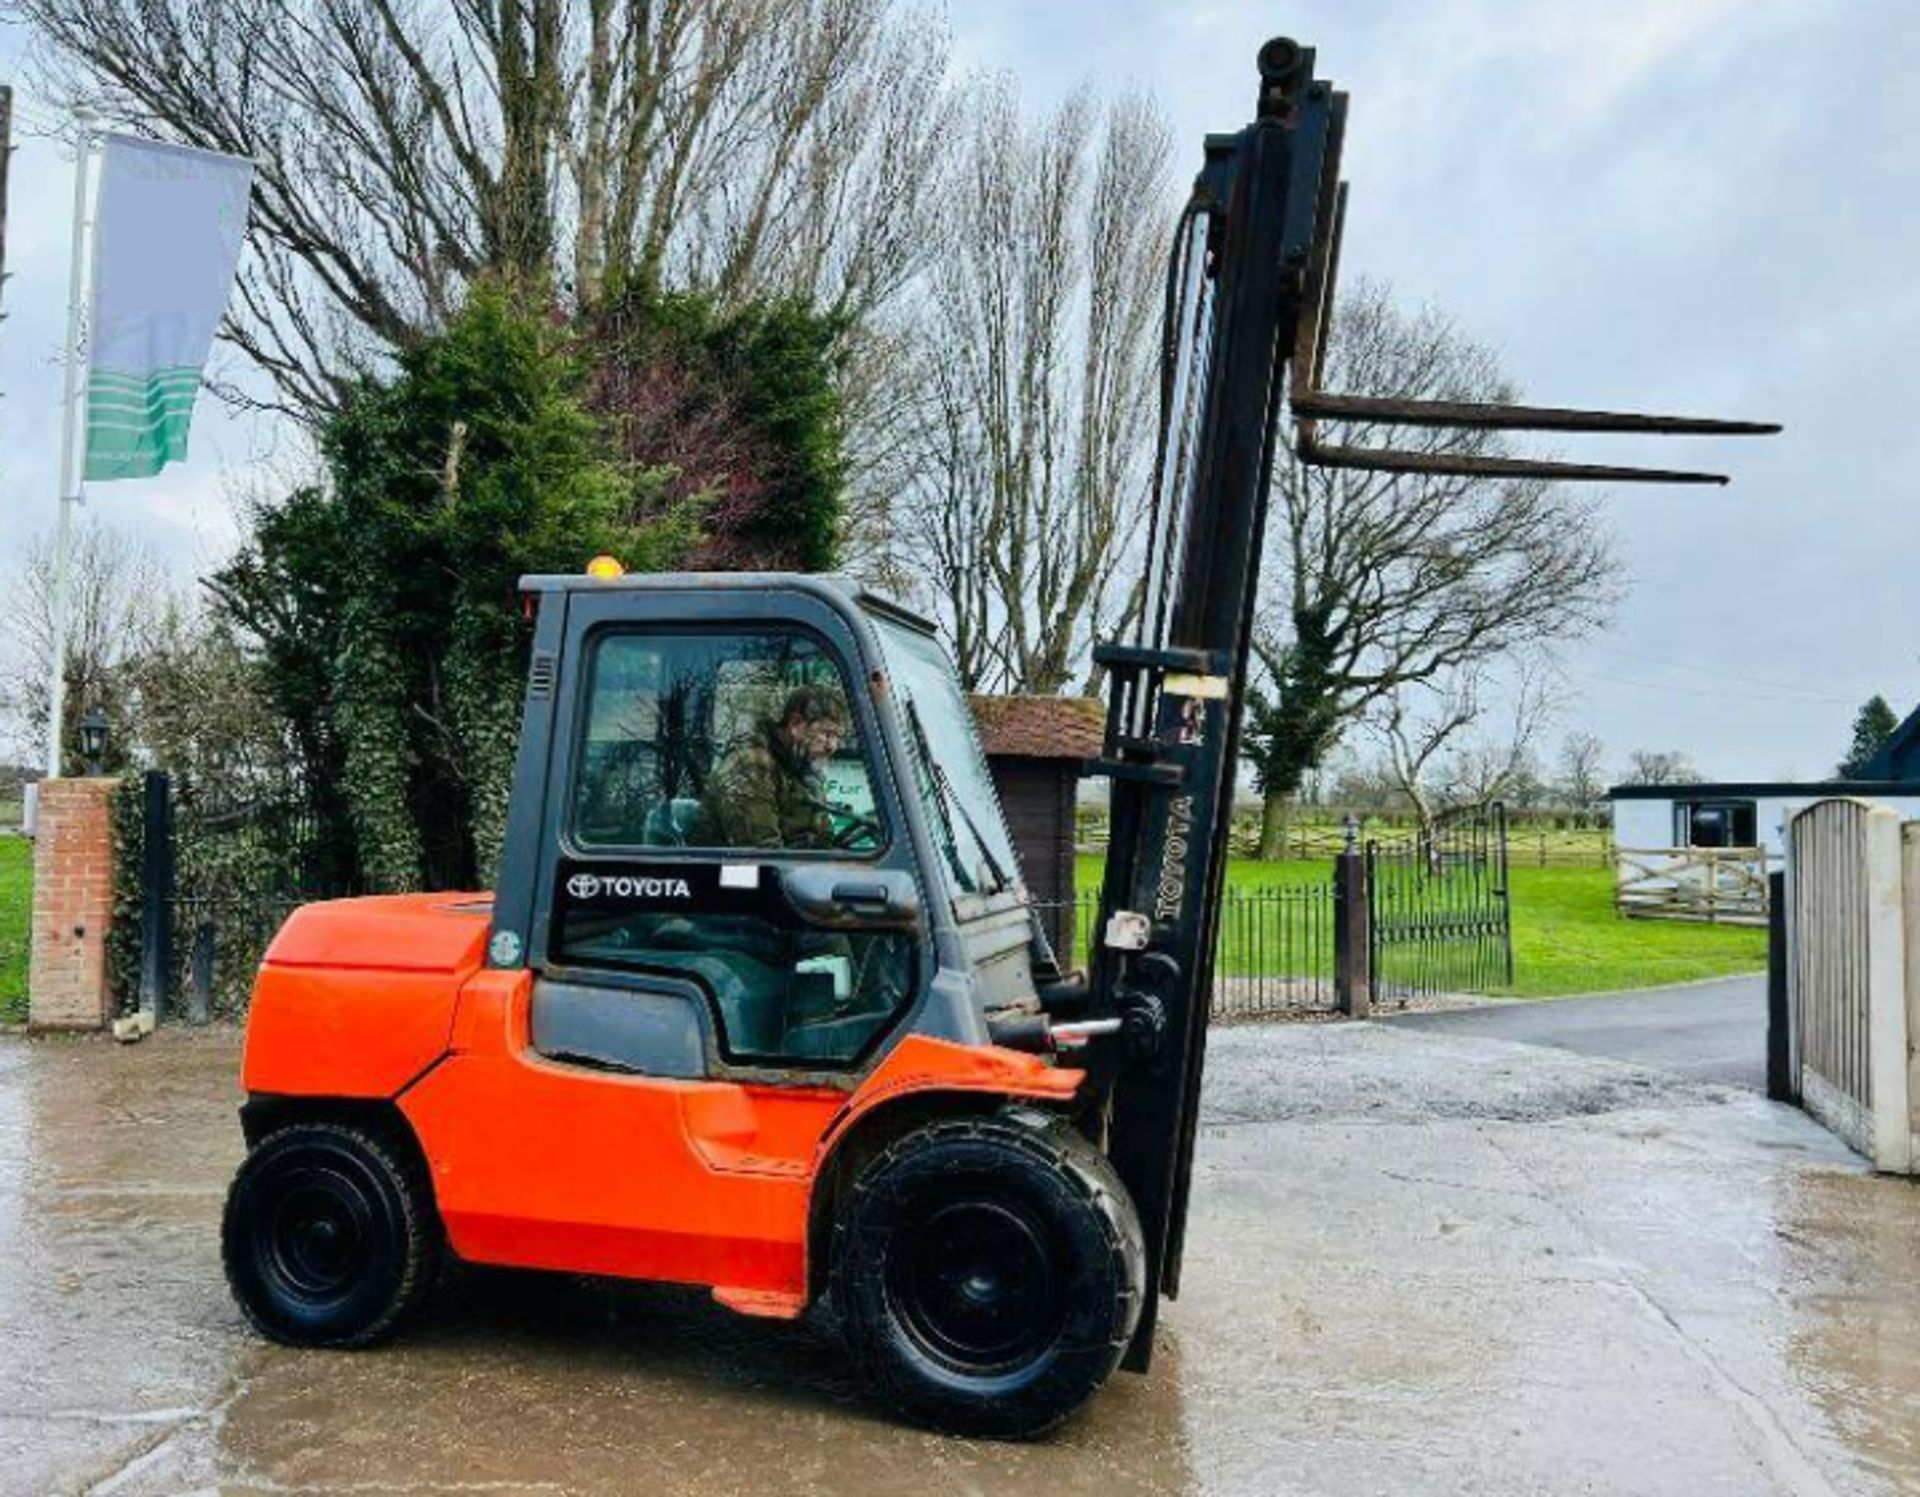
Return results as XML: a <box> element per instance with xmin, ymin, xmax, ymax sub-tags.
<box><xmin>28</xmin><ymin>778</ymin><xmax>118</xmax><ymax>1031</ymax></box>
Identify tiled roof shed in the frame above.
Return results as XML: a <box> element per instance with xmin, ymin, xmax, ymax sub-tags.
<box><xmin>967</xmin><ymin>696</ymin><xmax>1102</xmax><ymax>964</ymax></box>
<box><xmin>967</xmin><ymin>695</ymin><xmax>1104</xmax><ymax>761</ymax></box>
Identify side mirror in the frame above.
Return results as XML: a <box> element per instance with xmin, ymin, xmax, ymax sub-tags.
<box><xmin>781</xmin><ymin>865</ymin><xmax>921</xmax><ymax>930</ymax></box>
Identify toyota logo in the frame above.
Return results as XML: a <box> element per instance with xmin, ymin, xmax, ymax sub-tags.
<box><xmin>566</xmin><ymin>872</ymin><xmax>603</xmax><ymax>900</ymax></box>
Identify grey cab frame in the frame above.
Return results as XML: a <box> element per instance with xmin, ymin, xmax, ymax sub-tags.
<box><xmin>487</xmin><ymin>573</ymin><xmax>1011</xmax><ymax>1086</ymax></box>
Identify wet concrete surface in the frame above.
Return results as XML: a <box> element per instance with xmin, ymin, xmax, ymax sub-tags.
<box><xmin>3</xmin><ymin>1021</ymin><xmax>1919</xmax><ymax>1495</ymax></box>
<box><xmin>1386</xmin><ymin>976</ymin><xmax>1768</xmax><ymax>1091</ymax></box>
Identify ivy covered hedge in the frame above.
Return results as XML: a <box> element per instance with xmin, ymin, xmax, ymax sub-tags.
<box><xmin>584</xmin><ymin>283</ymin><xmax>850</xmax><ymax>573</ymax></box>
<box><xmin>211</xmin><ymin>284</ymin><xmax>702</xmax><ymax>895</ymax></box>
<box><xmin>207</xmin><ymin>280</ymin><xmax>851</xmax><ymax>900</ymax></box>
<box><xmin>107</xmin><ymin>774</ymin><xmax>143</xmax><ymax>1018</ymax></box>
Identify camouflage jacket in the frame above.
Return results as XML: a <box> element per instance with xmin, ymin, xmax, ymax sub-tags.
<box><xmin>696</xmin><ymin>728</ymin><xmax>833</xmax><ymax>851</ymax></box>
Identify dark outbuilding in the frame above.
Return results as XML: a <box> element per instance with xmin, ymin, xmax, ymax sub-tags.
<box><xmin>969</xmin><ymin>695</ymin><xmax>1103</xmax><ymax>963</ymax></box>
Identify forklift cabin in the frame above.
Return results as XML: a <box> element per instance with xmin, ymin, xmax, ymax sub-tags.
<box><xmin>494</xmin><ymin>571</ymin><xmax>1043</xmax><ymax>1076</ymax></box>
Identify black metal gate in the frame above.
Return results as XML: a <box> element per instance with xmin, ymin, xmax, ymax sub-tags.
<box><xmin>1038</xmin><ymin>884</ymin><xmax>1340</xmax><ymax>1018</ymax></box>
<box><xmin>1366</xmin><ymin>804</ymin><xmax>1514</xmax><ymax>1002</ymax></box>
<box><xmin>136</xmin><ymin>770</ymin><xmax>357</xmax><ymax>1022</ymax></box>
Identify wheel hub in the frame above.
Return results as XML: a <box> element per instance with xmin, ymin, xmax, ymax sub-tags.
<box><xmin>266</xmin><ymin>1172</ymin><xmax>374</xmax><ymax>1299</ymax></box>
<box><xmin>889</xmin><ymin>1196</ymin><xmax>1064</xmax><ymax>1374</ymax></box>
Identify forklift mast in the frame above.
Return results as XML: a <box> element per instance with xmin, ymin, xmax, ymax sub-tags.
<box><xmin>1086</xmin><ymin>39</ymin><xmax>1776</xmax><ymax>1366</ymax></box>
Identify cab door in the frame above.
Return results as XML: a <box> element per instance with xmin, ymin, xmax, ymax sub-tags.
<box><xmin>404</xmin><ymin>584</ymin><xmax>928</xmax><ymax>1300</ymax></box>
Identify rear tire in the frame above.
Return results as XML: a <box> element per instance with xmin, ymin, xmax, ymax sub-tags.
<box><xmin>830</xmin><ymin>1111</ymin><xmax>1145</xmax><ymax>1439</ymax></box>
<box><xmin>222</xmin><ymin>1122</ymin><xmax>439</xmax><ymax>1348</ymax></box>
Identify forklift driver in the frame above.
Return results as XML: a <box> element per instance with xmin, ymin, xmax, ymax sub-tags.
<box><xmin>696</xmin><ymin>684</ymin><xmax>849</xmax><ymax>850</ymax></box>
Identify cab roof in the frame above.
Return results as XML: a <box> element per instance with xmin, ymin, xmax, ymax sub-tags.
<box><xmin>515</xmin><ymin>570</ymin><xmax>939</xmax><ymax>636</ymax></box>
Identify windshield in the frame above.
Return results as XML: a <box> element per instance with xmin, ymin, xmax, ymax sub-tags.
<box><xmin>868</xmin><ymin>613</ymin><xmax>1022</xmax><ymax>902</ymax></box>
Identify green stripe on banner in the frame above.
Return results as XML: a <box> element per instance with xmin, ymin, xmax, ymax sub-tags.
<box><xmin>89</xmin><ymin>379</ymin><xmax>201</xmax><ymax>403</ymax></box>
<box><xmin>89</xmin><ymin>392</ymin><xmax>196</xmax><ymax>420</ymax></box>
<box><xmin>90</xmin><ymin>367</ymin><xmax>202</xmax><ymax>389</ymax></box>
<box><xmin>84</xmin><ymin>366</ymin><xmax>203</xmax><ymax>480</ymax></box>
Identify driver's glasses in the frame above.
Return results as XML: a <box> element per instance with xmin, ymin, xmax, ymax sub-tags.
<box><xmin>803</xmin><ymin>720</ymin><xmax>845</xmax><ymax>759</ymax></box>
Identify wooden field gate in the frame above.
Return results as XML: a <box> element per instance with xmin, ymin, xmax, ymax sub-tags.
<box><xmin>1616</xmin><ymin>845</ymin><xmax>1776</xmax><ymax>925</ymax></box>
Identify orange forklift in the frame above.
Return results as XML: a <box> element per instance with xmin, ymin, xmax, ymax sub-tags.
<box><xmin>221</xmin><ymin>39</ymin><xmax>1774</xmax><ymax>1436</ymax></box>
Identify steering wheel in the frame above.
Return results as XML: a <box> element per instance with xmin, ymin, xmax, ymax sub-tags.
<box><xmin>831</xmin><ymin>812</ymin><xmax>884</xmax><ymax>852</ymax></box>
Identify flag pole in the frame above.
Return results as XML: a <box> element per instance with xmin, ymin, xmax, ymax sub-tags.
<box><xmin>46</xmin><ymin>107</ymin><xmax>95</xmax><ymax>779</ymax></box>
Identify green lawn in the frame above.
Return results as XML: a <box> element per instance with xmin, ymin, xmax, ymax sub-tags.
<box><xmin>1498</xmin><ymin>865</ymin><xmax>1766</xmax><ymax>996</ymax></box>
<box><xmin>1</xmin><ymin>837</ymin><xmax>30</xmax><ymax>1024</ymax></box>
<box><xmin>1073</xmin><ymin>855</ymin><xmax>1767</xmax><ymax>1000</ymax></box>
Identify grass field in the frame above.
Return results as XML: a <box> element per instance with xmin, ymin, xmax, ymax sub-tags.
<box><xmin>1</xmin><ymin>837</ymin><xmax>30</xmax><ymax>1024</ymax></box>
<box><xmin>1075</xmin><ymin>855</ymin><xmax>1767</xmax><ymax>999</ymax></box>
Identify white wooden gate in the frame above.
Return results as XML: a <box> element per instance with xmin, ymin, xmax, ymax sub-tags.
<box><xmin>1615</xmin><ymin>845</ymin><xmax>1775</xmax><ymax>924</ymax></box>
<box><xmin>1784</xmin><ymin>798</ymin><xmax>1915</xmax><ymax>1170</ymax></box>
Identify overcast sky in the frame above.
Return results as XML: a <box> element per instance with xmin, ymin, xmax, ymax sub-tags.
<box><xmin>1</xmin><ymin>1</ymin><xmax>1914</xmax><ymax>782</ymax></box>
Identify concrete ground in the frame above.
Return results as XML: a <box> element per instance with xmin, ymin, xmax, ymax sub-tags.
<box><xmin>1386</xmin><ymin>975</ymin><xmax>1769</xmax><ymax>1090</ymax></box>
<box><xmin>4</xmin><ymin>1013</ymin><xmax>1919</xmax><ymax>1496</ymax></box>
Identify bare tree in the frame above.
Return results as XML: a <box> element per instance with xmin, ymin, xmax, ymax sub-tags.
<box><xmin>14</xmin><ymin>0</ymin><xmax>953</xmax><ymax>416</ymax></box>
<box><xmin>1243</xmin><ymin>280</ymin><xmax>1623</xmax><ymax>857</ymax></box>
<box><xmin>1557</xmin><ymin>730</ymin><xmax>1608</xmax><ymax>823</ymax></box>
<box><xmin>0</xmin><ymin>520</ymin><xmax>301</xmax><ymax>790</ymax></box>
<box><xmin>0</xmin><ymin>521</ymin><xmax>165</xmax><ymax>772</ymax></box>
<box><xmin>124</xmin><ymin>600</ymin><xmax>291</xmax><ymax>793</ymax></box>
<box><xmin>1323</xmin><ymin>747</ymin><xmax>1405</xmax><ymax>817</ymax></box>
<box><xmin>891</xmin><ymin>82</ymin><xmax>1174</xmax><ymax>692</ymax></box>
<box><xmin>1440</xmin><ymin>668</ymin><xmax>1556</xmax><ymax>813</ymax></box>
<box><xmin>1620</xmin><ymin>748</ymin><xmax>1702</xmax><ymax>786</ymax></box>
<box><xmin>1372</xmin><ymin>672</ymin><xmax>1483</xmax><ymax>848</ymax></box>
<box><xmin>1371</xmin><ymin>661</ymin><xmax>1556</xmax><ymax>846</ymax></box>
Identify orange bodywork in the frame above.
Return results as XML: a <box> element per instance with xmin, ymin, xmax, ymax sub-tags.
<box><xmin>243</xmin><ymin>896</ymin><xmax>1081</xmax><ymax>1318</ymax></box>
<box><xmin>243</xmin><ymin>893</ymin><xmax>491</xmax><ymax>1097</ymax></box>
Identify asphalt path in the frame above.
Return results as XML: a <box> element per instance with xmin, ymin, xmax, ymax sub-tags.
<box><xmin>1383</xmin><ymin>974</ymin><xmax>1767</xmax><ymax>1090</ymax></box>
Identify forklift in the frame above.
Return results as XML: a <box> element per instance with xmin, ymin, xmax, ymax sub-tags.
<box><xmin>222</xmin><ymin>38</ymin><xmax>1775</xmax><ymax>1437</ymax></box>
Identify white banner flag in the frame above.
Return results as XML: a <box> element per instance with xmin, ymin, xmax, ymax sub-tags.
<box><xmin>84</xmin><ymin>136</ymin><xmax>253</xmax><ymax>482</ymax></box>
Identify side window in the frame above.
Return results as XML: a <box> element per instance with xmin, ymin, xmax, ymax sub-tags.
<box><xmin>554</xmin><ymin>628</ymin><xmax>912</xmax><ymax>1068</ymax></box>
<box><xmin>1678</xmin><ymin>800</ymin><xmax>1756</xmax><ymax>849</ymax></box>
<box><xmin>571</xmin><ymin>630</ymin><xmax>882</xmax><ymax>854</ymax></box>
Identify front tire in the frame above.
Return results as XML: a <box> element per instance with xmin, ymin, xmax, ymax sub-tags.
<box><xmin>222</xmin><ymin>1122</ymin><xmax>439</xmax><ymax>1348</ymax></box>
<box><xmin>830</xmin><ymin>1111</ymin><xmax>1145</xmax><ymax>1439</ymax></box>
